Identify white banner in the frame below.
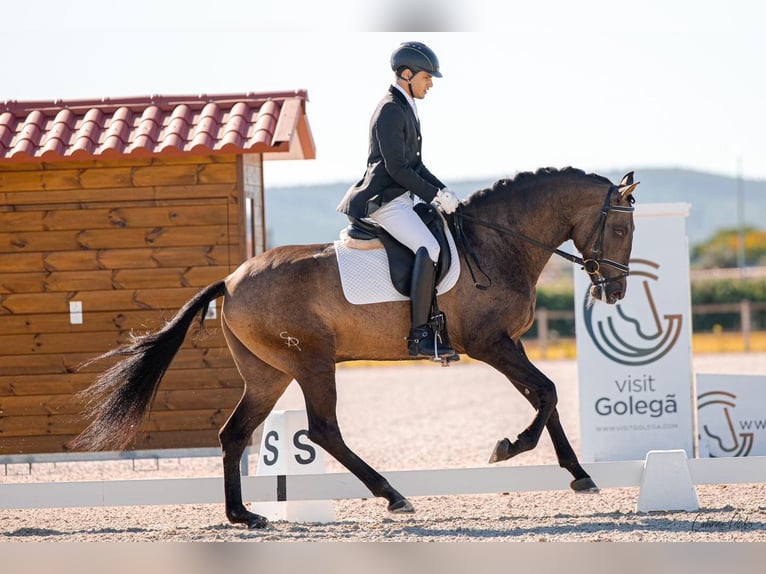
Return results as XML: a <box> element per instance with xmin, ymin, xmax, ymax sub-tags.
<box><xmin>696</xmin><ymin>374</ymin><xmax>766</xmax><ymax>457</ymax></box>
<box><xmin>574</xmin><ymin>203</ymin><xmax>694</xmax><ymax>461</ymax></box>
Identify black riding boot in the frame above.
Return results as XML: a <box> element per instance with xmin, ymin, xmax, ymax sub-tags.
<box><xmin>407</xmin><ymin>247</ymin><xmax>457</xmax><ymax>359</ymax></box>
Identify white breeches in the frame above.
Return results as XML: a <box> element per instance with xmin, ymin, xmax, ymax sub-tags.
<box><xmin>369</xmin><ymin>194</ymin><xmax>440</xmax><ymax>263</ymax></box>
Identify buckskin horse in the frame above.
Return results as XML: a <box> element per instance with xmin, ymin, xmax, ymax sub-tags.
<box><xmin>72</xmin><ymin>167</ymin><xmax>639</xmax><ymax>528</ymax></box>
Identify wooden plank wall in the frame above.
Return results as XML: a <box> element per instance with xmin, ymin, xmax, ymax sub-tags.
<box><xmin>0</xmin><ymin>156</ymin><xmax>246</xmax><ymax>455</ymax></box>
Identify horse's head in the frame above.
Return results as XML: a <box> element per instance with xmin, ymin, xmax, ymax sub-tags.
<box><xmin>572</xmin><ymin>171</ymin><xmax>639</xmax><ymax>304</ymax></box>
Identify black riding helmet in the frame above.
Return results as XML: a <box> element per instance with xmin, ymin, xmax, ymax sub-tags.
<box><xmin>390</xmin><ymin>41</ymin><xmax>442</xmax><ymax>79</ymax></box>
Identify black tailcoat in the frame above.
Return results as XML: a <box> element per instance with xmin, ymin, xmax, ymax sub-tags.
<box><xmin>337</xmin><ymin>85</ymin><xmax>445</xmax><ymax>219</ymax></box>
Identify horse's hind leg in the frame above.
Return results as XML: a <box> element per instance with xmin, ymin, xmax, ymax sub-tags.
<box><xmin>220</xmin><ymin>322</ymin><xmax>292</xmax><ymax>528</ymax></box>
<box><xmin>296</xmin><ymin>366</ymin><xmax>414</xmax><ymax>514</ymax></box>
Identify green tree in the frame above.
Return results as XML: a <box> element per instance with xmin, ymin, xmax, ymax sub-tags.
<box><xmin>690</xmin><ymin>227</ymin><xmax>766</xmax><ymax>268</ymax></box>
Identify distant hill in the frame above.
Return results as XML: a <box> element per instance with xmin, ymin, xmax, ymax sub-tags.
<box><xmin>264</xmin><ymin>168</ymin><xmax>766</xmax><ymax>248</ymax></box>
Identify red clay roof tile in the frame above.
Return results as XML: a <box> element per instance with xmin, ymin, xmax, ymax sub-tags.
<box><xmin>0</xmin><ymin>91</ymin><xmax>315</xmax><ymax>164</ymax></box>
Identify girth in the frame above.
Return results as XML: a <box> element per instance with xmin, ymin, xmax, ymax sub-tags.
<box><xmin>345</xmin><ymin>202</ymin><xmax>452</xmax><ymax>297</ymax></box>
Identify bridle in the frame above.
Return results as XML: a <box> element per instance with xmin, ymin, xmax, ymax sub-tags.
<box><xmin>579</xmin><ymin>185</ymin><xmax>635</xmax><ymax>285</ymax></box>
<box><xmin>453</xmin><ymin>185</ymin><xmax>635</xmax><ymax>290</ymax></box>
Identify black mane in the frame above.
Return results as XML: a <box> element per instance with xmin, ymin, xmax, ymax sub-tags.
<box><xmin>467</xmin><ymin>167</ymin><xmax>612</xmax><ymax>203</ymax></box>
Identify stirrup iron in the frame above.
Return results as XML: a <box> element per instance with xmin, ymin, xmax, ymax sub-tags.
<box><xmin>427</xmin><ymin>312</ymin><xmax>460</xmax><ymax>366</ymax></box>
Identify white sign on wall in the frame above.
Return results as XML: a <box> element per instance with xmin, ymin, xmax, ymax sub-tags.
<box><xmin>574</xmin><ymin>203</ymin><xmax>695</xmax><ymax>461</ymax></box>
<box><xmin>697</xmin><ymin>374</ymin><xmax>766</xmax><ymax>457</ymax></box>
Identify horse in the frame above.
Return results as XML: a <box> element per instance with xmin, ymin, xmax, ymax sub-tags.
<box><xmin>72</xmin><ymin>167</ymin><xmax>639</xmax><ymax>529</ymax></box>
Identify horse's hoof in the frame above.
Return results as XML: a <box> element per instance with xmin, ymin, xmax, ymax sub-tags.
<box><xmin>388</xmin><ymin>498</ymin><xmax>415</xmax><ymax>513</ymax></box>
<box><xmin>570</xmin><ymin>477</ymin><xmax>600</xmax><ymax>493</ymax></box>
<box><xmin>248</xmin><ymin>515</ymin><xmax>270</xmax><ymax>529</ymax></box>
<box><xmin>228</xmin><ymin>508</ymin><xmax>271</xmax><ymax>529</ymax></box>
<box><xmin>488</xmin><ymin>438</ymin><xmax>512</xmax><ymax>463</ymax></box>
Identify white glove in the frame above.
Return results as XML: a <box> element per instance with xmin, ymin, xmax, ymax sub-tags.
<box><xmin>433</xmin><ymin>187</ymin><xmax>460</xmax><ymax>214</ymax></box>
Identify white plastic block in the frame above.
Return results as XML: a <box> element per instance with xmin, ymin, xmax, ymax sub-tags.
<box><xmin>636</xmin><ymin>449</ymin><xmax>699</xmax><ymax>513</ymax></box>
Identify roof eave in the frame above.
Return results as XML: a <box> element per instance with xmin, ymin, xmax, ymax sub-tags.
<box><xmin>0</xmin><ymin>91</ymin><xmax>316</xmax><ymax>166</ymax></box>
<box><xmin>263</xmin><ymin>101</ymin><xmax>316</xmax><ymax>161</ymax></box>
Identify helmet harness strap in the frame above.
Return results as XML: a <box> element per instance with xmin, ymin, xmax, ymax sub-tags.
<box><xmin>397</xmin><ymin>68</ymin><xmax>416</xmax><ymax>99</ymax></box>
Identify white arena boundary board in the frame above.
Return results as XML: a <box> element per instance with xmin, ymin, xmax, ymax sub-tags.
<box><xmin>2</xmin><ymin>457</ymin><xmax>765</xmax><ymax>510</ymax></box>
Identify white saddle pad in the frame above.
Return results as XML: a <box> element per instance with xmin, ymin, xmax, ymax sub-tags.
<box><xmin>334</xmin><ymin>229</ymin><xmax>460</xmax><ymax>305</ymax></box>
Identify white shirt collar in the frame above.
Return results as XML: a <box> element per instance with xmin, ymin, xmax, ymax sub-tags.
<box><xmin>393</xmin><ymin>83</ymin><xmax>418</xmax><ymax>120</ymax></box>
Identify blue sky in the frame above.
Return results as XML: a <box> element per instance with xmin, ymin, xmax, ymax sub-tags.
<box><xmin>3</xmin><ymin>1</ymin><xmax>765</xmax><ymax>188</ymax></box>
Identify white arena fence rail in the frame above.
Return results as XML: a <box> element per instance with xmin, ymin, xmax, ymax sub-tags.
<box><xmin>1</xmin><ymin>447</ymin><xmax>253</xmax><ymax>477</ymax></box>
<box><xmin>1</xmin><ymin>456</ymin><xmax>765</xmax><ymax>511</ymax></box>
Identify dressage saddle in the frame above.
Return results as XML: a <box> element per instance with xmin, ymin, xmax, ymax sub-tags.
<box><xmin>344</xmin><ymin>202</ymin><xmax>452</xmax><ymax>297</ymax></box>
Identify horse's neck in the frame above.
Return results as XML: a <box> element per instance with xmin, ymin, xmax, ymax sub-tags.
<box><xmin>468</xmin><ymin>185</ymin><xmax>573</xmax><ymax>280</ymax></box>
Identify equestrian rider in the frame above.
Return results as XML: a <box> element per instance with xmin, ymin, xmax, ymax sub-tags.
<box><xmin>337</xmin><ymin>41</ymin><xmax>460</xmax><ymax>359</ymax></box>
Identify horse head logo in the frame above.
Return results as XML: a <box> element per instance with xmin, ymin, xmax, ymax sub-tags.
<box><xmin>583</xmin><ymin>258</ymin><xmax>683</xmax><ymax>366</ymax></box>
<box><xmin>697</xmin><ymin>390</ymin><xmax>754</xmax><ymax>457</ymax></box>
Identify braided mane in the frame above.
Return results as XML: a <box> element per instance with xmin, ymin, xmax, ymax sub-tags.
<box><xmin>466</xmin><ymin>167</ymin><xmax>612</xmax><ymax>204</ymax></box>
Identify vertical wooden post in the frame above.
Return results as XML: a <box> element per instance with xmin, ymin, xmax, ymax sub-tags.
<box><xmin>537</xmin><ymin>308</ymin><xmax>549</xmax><ymax>359</ymax></box>
<box><xmin>240</xmin><ymin>154</ymin><xmax>266</xmax><ymax>257</ymax></box>
<box><xmin>740</xmin><ymin>299</ymin><xmax>751</xmax><ymax>352</ymax></box>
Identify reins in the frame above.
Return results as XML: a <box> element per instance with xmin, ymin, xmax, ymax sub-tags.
<box><xmin>452</xmin><ymin>185</ymin><xmax>635</xmax><ymax>290</ymax></box>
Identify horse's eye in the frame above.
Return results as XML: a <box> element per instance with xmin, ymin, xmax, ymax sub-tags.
<box><xmin>613</xmin><ymin>226</ymin><xmax>626</xmax><ymax>238</ymax></box>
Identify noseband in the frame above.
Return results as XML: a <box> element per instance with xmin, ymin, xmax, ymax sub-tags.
<box><xmin>453</xmin><ymin>185</ymin><xmax>635</xmax><ymax>290</ymax></box>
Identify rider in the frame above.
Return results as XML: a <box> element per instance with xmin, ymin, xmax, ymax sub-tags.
<box><xmin>336</xmin><ymin>41</ymin><xmax>461</xmax><ymax>359</ymax></box>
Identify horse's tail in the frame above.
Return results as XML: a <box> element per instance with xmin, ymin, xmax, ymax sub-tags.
<box><xmin>71</xmin><ymin>280</ymin><xmax>227</xmax><ymax>451</ymax></box>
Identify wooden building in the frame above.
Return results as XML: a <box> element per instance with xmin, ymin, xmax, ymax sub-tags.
<box><xmin>0</xmin><ymin>92</ymin><xmax>315</xmax><ymax>455</ymax></box>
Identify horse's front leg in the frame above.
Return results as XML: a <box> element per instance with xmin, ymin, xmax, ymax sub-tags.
<box><xmin>544</xmin><ymin>408</ymin><xmax>599</xmax><ymax>492</ymax></box>
<box><xmin>481</xmin><ymin>338</ymin><xmax>598</xmax><ymax>492</ymax></box>
<box><xmin>514</xmin><ymin>340</ymin><xmax>598</xmax><ymax>492</ymax></box>
<box><xmin>471</xmin><ymin>336</ymin><xmax>559</xmax><ymax>461</ymax></box>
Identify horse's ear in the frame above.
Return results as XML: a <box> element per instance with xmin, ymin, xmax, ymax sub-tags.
<box><xmin>618</xmin><ymin>181</ymin><xmax>639</xmax><ymax>199</ymax></box>
<box><xmin>619</xmin><ymin>171</ymin><xmax>634</xmax><ymax>186</ymax></box>
<box><xmin>617</xmin><ymin>171</ymin><xmax>638</xmax><ymax>200</ymax></box>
